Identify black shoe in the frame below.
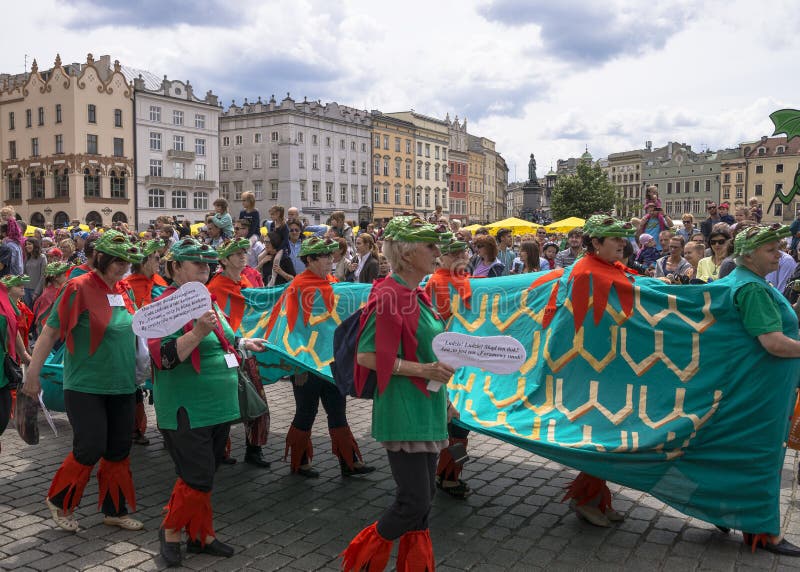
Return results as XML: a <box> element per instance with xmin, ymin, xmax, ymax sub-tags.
<box><xmin>715</xmin><ymin>525</ymin><xmax>731</xmax><ymax>534</ymax></box>
<box><xmin>159</xmin><ymin>528</ymin><xmax>182</xmax><ymax>568</ymax></box>
<box><xmin>187</xmin><ymin>538</ymin><xmax>235</xmax><ymax>557</ymax></box>
<box><xmin>221</xmin><ymin>457</ymin><xmax>237</xmax><ymax>465</ymax></box>
<box><xmin>244</xmin><ymin>447</ymin><xmax>271</xmax><ymax>468</ymax></box>
<box><xmin>132</xmin><ymin>434</ymin><xmax>150</xmax><ymax>446</ymax></box>
<box><xmin>743</xmin><ymin>533</ymin><xmax>800</xmax><ymax>556</ymax></box>
<box><xmin>296</xmin><ymin>466</ymin><xmax>320</xmax><ymax>478</ymax></box>
<box><xmin>340</xmin><ymin>462</ymin><xmax>376</xmax><ymax>477</ymax></box>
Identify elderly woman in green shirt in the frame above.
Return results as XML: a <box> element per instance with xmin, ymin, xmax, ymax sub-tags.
<box><xmin>342</xmin><ymin>216</ymin><xmax>457</xmax><ymax>572</ymax></box>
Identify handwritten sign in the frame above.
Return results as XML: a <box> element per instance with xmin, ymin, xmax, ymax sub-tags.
<box><xmin>432</xmin><ymin>332</ymin><xmax>527</xmax><ymax>375</ymax></box>
<box><xmin>132</xmin><ymin>281</ymin><xmax>211</xmax><ymax>338</ymax></box>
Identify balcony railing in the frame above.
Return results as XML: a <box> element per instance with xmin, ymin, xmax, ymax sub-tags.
<box><xmin>145</xmin><ymin>176</ymin><xmax>216</xmax><ymax>189</ymax></box>
<box><xmin>167</xmin><ymin>149</ymin><xmax>196</xmax><ymax>161</ymax></box>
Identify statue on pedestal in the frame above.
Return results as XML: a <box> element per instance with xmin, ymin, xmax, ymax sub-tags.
<box><xmin>528</xmin><ymin>154</ymin><xmax>537</xmax><ymax>183</ymax></box>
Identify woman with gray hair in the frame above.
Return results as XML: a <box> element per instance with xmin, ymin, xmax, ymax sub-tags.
<box><xmin>341</xmin><ymin>216</ymin><xmax>457</xmax><ymax>571</ymax></box>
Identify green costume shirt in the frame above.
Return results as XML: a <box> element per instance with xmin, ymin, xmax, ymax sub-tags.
<box><xmin>46</xmin><ymin>287</ymin><xmax>135</xmax><ymax>395</ymax></box>
<box><xmin>0</xmin><ymin>312</ymin><xmax>10</xmax><ymax>390</ymax></box>
<box><xmin>152</xmin><ymin>302</ymin><xmax>239</xmax><ymax>430</ymax></box>
<box><xmin>734</xmin><ymin>280</ymin><xmax>783</xmax><ymax>337</ymax></box>
<box><xmin>358</xmin><ymin>275</ymin><xmax>448</xmax><ymax>442</ymax></box>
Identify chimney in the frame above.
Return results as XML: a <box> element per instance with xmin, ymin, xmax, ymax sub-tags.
<box><xmin>645</xmin><ymin>141</ymin><xmax>652</xmax><ymax>151</ymax></box>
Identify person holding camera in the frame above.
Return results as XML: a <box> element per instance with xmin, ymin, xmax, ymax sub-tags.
<box><xmin>654</xmin><ymin>235</ymin><xmax>691</xmax><ymax>282</ymax></box>
<box><xmin>637</xmin><ymin>202</ymin><xmax>673</xmax><ymax>253</ymax></box>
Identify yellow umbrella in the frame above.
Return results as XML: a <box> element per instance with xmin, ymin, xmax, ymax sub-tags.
<box><xmin>461</xmin><ymin>224</ymin><xmax>483</xmax><ymax>233</ymax></box>
<box><xmin>546</xmin><ymin>217</ymin><xmax>585</xmax><ymax>233</ymax></box>
<box><xmin>190</xmin><ymin>222</ymin><xmax>206</xmax><ymax>236</ymax></box>
<box><xmin>485</xmin><ymin>217</ymin><xmax>541</xmax><ymax>236</ymax></box>
<box><xmin>24</xmin><ymin>225</ymin><xmax>44</xmax><ymax>237</ymax></box>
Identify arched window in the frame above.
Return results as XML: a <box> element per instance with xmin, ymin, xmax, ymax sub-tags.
<box><xmin>435</xmin><ymin>164</ymin><xmax>440</xmax><ymax>181</ymax></box>
<box><xmin>172</xmin><ymin>190</ymin><xmax>187</xmax><ymax>209</ymax></box>
<box><xmin>84</xmin><ymin>168</ymin><xmax>100</xmax><ymax>197</ymax></box>
<box><xmin>193</xmin><ymin>191</ymin><xmax>208</xmax><ymax>211</ymax></box>
<box><xmin>112</xmin><ymin>212</ymin><xmax>128</xmax><ymax>224</ymax></box>
<box><xmin>110</xmin><ymin>170</ymin><xmax>126</xmax><ymax>198</ymax></box>
<box><xmin>30</xmin><ymin>212</ymin><xmax>45</xmax><ymax>227</ymax></box>
<box><xmin>30</xmin><ymin>170</ymin><xmax>45</xmax><ymax>199</ymax></box>
<box><xmin>148</xmin><ymin>188</ymin><xmax>165</xmax><ymax>208</ymax></box>
<box><xmin>55</xmin><ymin>169</ymin><xmax>69</xmax><ymax>198</ymax></box>
<box><xmin>85</xmin><ymin>211</ymin><xmax>103</xmax><ymax>226</ymax></box>
<box><xmin>53</xmin><ymin>211</ymin><xmax>69</xmax><ymax>227</ymax></box>
<box><xmin>7</xmin><ymin>173</ymin><xmax>22</xmax><ymax>200</ymax></box>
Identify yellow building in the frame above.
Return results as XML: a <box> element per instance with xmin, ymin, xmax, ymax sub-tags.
<box><xmin>744</xmin><ymin>136</ymin><xmax>800</xmax><ymax>223</ymax></box>
<box><xmin>606</xmin><ymin>149</ymin><xmax>644</xmax><ymax>218</ymax></box>
<box><xmin>370</xmin><ymin>112</ymin><xmax>415</xmax><ymax>222</ymax></box>
<box><xmin>0</xmin><ymin>54</ymin><xmax>135</xmax><ymax>227</ymax></box>
<box><xmin>720</xmin><ymin>150</ymin><xmax>747</xmax><ymax>210</ymax></box>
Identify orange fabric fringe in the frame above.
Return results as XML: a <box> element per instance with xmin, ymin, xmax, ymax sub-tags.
<box><xmin>424</xmin><ymin>268</ymin><xmax>471</xmax><ymax>321</ymax></box>
<box><xmin>562</xmin><ymin>472</ymin><xmax>613</xmax><ymax>513</ymax></box>
<box><xmin>396</xmin><ymin>529</ymin><xmax>435</xmax><ymax>572</ymax></box>
<box><xmin>162</xmin><ymin>478</ymin><xmax>214</xmax><ymax>544</ymax></box>
<box><xmin>436</xmin><ymin>437</ymin><xmax>468</xmax><ymax>482</ymax></box>
<box><xmin>47</xmin><ymin>452</ymin><xmax>93</xmax><ymax>514</ymax></box>
<box><xmin>97</xmin><ymin>457</ymin><xmax>136</xmax><ymax>513</ymax></box>
<box><xmin>329</xmin><ymin>426</ymin><xmax>363</xmax><ymax>470</ymax></box>
<box><xmin>568</xmin><ymin>255</ymin><xmax>634</xmax><ymax>331</ymax></box>
<box><xmin>340</xmin><ymin>522</ymin><xmax>393</xmax><ymax>572</ymax></box>
<box><xmin>284</xmin><ymin>425</ymin><xmax>313</xmax><ymax>472</ymax></box>
<box><xmin>264</xmin><ymin>270</ymin><xmax>336</xmax><ymax>338</ymax></box>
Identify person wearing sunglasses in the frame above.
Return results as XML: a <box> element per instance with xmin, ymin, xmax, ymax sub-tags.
<box><xmin>23</xmin><ymin>231</ymin><xmax>145</xmax><ymax>534</ymax></box>
<box><xmin>286</xmin><ymin>221</ymin><xmax>305</xmax><ymax>274</ymax></box>
<box><xmin>677</xmin><ymin>214</ymin><xmax>695</xmax><ymax>243</ymax></box>
<box><xmin>697</xmin><ymin>228</ymin><xmax>732</xmax><ymax>282</ymax></box>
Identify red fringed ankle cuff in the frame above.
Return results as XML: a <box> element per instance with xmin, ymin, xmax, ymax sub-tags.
<box><xmin>563</xmin><ymin>472</ymin><xmax>612</xmax><ymax>512</ymax></box>
<box><xmin>341</xmin><ymin>522</ymin><xmax>393</xmax><ymax>572</ymax></box>
<box><xmin>284</xmin><ymin>425</ymin><xmax>313</xmax><ymax>472</ymax></box>
<box><xmin>329</xmin><ymin>426</ymin><xmax>362</xmax><ymax>470</ymax></box>
<box><xmin>47</xmin><ymin>452</ymin><xmax>93</xmax><ymax>514</ymax></box>
<box><xmin>162</xmin><ymin>479</ymin><xmax>214</xmax><ymax>545</ymax></box>
<box><xmin>97</xmin><ymin>457</ymin><xmax>137</xmax><ymax>513</ymax></box>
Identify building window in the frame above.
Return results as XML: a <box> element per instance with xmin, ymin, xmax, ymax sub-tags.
<box><xmin>425</xmin><ymin>164</ymin><xmax>430</xmax><ymax>180</ymax></box>
<box><xmin>195</xmin><ymin>138</ymin><xmax>206</xmax><ymax>156</ymax></box>
<box><xmin>150</xmin><ymin>159</ymin><xmax>162</xmax><ymax>177</ymax></box>
<box><xmin>395</xmin><ymin>187</ymin><xmax>401</xmax><ymax>204</ymax></box>
<box><xmin>312</xmin><ymin>154</ymin><xmax>319</xmax><ymax>169</ymax></box>
<box><xmin>235</xmin><ymin>155</ymin><xmax>242</xmax><ymax>169</ymax></box>
<box><xmin>341</xmin><ymin>184</ymin><xmax>348</xmax><ymax>203</ymax></box>
<box><xmin>735</xmin><ymin>185</ymin><xmax>743</xmax><ymax>199</ymax></box>
<box><xmin>435</xmin><ymin>164</ymin><xmax>440</xmax><ymax>181</ymax></box>
<box><xmin>86</xmin><ymin>134</ymin><xmax>98</xmax><ymax>154</ymax></box>
<box><xmin>8</xmin><ymin>141</ymin><xmax>16</xmax><ymax>160</ymax></box>
<box><xmin>30</xmin><ymin>171</ymin><xmax>45</xmax><ymax>199</ymax></box>
<box><xmin>88</xmin><ymin>104</ymin><xmax>96</xmax><ymax>123</ymax></box>
<box><xmin>406</xmin><ymin>163</ymin><xmax>411</xmax><ymax>179</ymax></box>
<box><xmin>361</xmin><ymin>161</ymin><xmax>367</xmax><ymax>175</ymax></box>
<box><xmin>299</xmin><ymin>153</ymin><xmax>305</xmax><ymax>168</ymax></box>
<box><xmin>694</xmin><ymin>180</ymin><xmax>700</xmax><ymax>192</ymax></box>
<box><xmin>300</xmin><ymin>181</ymin><xmax>307</xmax><ymax>201</ymax></box>
<box><xmin>325</xmin><ymin>157</ymin><xmax>332</xmax><ymax>172</ymax></box>
<box><xmin>8</xmin><ymin>112</ymin><xmax>14</xmax><ymax>130</ymax></box>
<box><xmin>374</xmin><ymin>185</ymin><xmax>380</xmax><ymax>203</ymax></box>
<box><xmin>312</xmin><ymin>134</ymin><xmax>318</xmax><ymax>145</ymax></box>
<box><xmin>417</xmin><ymin>163</ymin><xmax>422</xmax><ymax>178</ymax></box>
<box><xmin>222</xmin><ymin>136</ymin><xmax>230</xmax><ymax>147</ymax></box>
<box><xmin>8</xmin><ymin>174</ymin><xmax>21</xmax><ymax>200</ymax></box>
<box><xmin>38</xmin><ymin>107</ymin><xmax>44</xmax><ymax>126</ymax></box>
<box><xmin>271</xmin><ymin>153</ymin><xmax>279</xmax><ymax>168</ymax></box>
<box><xmin>755</xmin><ymin>184</ymin><xmax>763</xmax><ymax>196</ymax></box>
<box><xmin>220</xmin><ymin>183</ymin><xmax>229</xmax><ymax>200</ymax></box>
<box><xmin>361</xmin><ymin>142</ymin><xmax>366</xmax><ymax>152</ymax></box>
<box><xmin>193</xmin><ymin>191</ymin><xmax>208</xmax><ymax>210</ymax></box>
<box><xmin>110</xmin><ymin>170</ymin><xmax>126</xmax><ymax>198</ymax></box>
<box><xmin>417</xmin><ymin>142</ymin><xmax>422</xmax><ymax>156</ymax></box>
<box><xmin>394</xmin><ymin>137</ymin><xmax>401</xmax><ymax>152</ymax></box>
<box><xmin>351</xmin><ymin>160</ymin><xmax>357</xmax><ymax>175</ymax></box>
<box><xmin>84</xmin><ymin>168</ymin><xmax>100</xmax><ymax>197</ymax></box>
<box><xmin>395</xmin><ymin>158</ymin><xmax>401</xmax><ymax>177</ymax></box>
<box><xmin>221</xmin><ymin>157</ymin><xmax>229</xmax><ymax>171</ymax></box>
<box><xmin>341</xmin><ymin>139</ymin><xmax>346</xmax><ymax>150</ymax></box>
<box><xmin>722</xmin><ymin>186</ymin><xmax>730</xmax><ymax>200</ymax></box>
<box><xmin>173</xmin><ymin>135</ymin><xmax>184</xmax><ymax>151</ymax></box>
<box><xmin>271</xmin><ymin>131</ymin><xmax>279</xmax><ymax>142</ymax></box>
<box><xmin>325</xmin><ymin>182</ymin><xmax>333</xmax><ymax>202</ymax></box>
<box><xmin>195</xmin><ymin>164</ymin><xmax>206</xmax><ymax>180</ymax></box>
<box><xmin>383</xmin><ymin>159</ymin><xmax>389</xmax><ymax>176</ymax></box>
<box><xmin>150</xmin><ymin>132</ymin><xmax>161</xmax><ymax>151</ymax></box>
<box><xmin>675</xmin><ymin>181</ymin><xmax>680</xmax><ymax>193</ymax></box>
<box><xmin>435</xmin><ymin>146</ymin><xmax>440</xmax><ymax>160</ymax></box>
<box><xmin>254</xmin><ymin>133</ymin><xmax>262</xmax><ymax>144</ymax></box>
<box><xmin>149</xmin><ymin>106</ymin><xmax>161</xmax><ymax>122</ymax></box>
<box><xmin>736</xmin><ymin>172</ymin><xmax>743</xmax><ymax>183</ymax></box>
<box><xmin>298</xmin><ymin>132</ymin><xmax>304</xmax><ymax>143</ymax></box>
<box><xmin>113</xmin><ymin>108</ymin><xmax>122</xmax><ymax>127</ymax></box>
<box><xmin>195</xmin><ymin>114</ymin><xmax>205</xmax><ymax>129</ymax></box>
<box><xmin>31</xmin><ymin>137</ymin><xmax>39</xmax><ymax>157</ymax></box>
<box><xmin>341</xmin><ymin>158</ymin><xmax>346</xmax><ymax>173</ymax></box>
<box><xmin>406</xmin><ymin>140</ymin><xmax>411</xmax><ymax>154</ymax></box>
<box><xmin>172</xmin><ymin>190</ymin><xmax>187</xmax><ymax>209</ymax></box>
<box><xmin>777</xmin><ymin>164</ymin><xmax>784</xmax><ymax>173</ymax></box>
<box><xmin>351</xmin><ymin>185</ymin><xmax>358</xmax><ymax>204</ymax></box>
<box><xmin>312</xmin><ymin>182</ymin><xmax>320</xmax><ymax>202</ymax></box>
<box><xmin>253</xmin><ymin>180</ymin><xmax>263</xmax><ymax>197</ymax></box>
<box><xmin>54</xmin><ymin>169</ymin><xmax>69</xmax><ymax>198</ymax></box>
<box><xmin>253</xmin><ymin>153</ymin><xmax>262</xmax><ymax>169</ymax></box>
<box><xmin>235</xmin><ymin>135</ymin><xmax>243</xmax><ymax>146</ymax></box>
<box><xmin>425</xmin><ymin>144</ymin><xmax>430</xmax><ymax>157</ymax></box>
<box><xmin>776</xmin><ymin>183</ymin><xmax>784</xmax><ymax>195</ymax></box>
<box><xmin>705</xmin><ymin>179</ymin><xmax>711</xmax><ymax>192</ymax></box>
<box><xmin>375</xmin><ymin>135</ymin><xmax>380</xmax><ymax>148</ymax></box>
<box><xmin>755</xmin><ymin>165</ymin><xmax>763</xmax><ymax>174</ymax></box>
<box><xmin>174</xmin><ymin>162</ymin><xmax>184</xmax><ymax>178</ymax></box>
<box><xmin>233</xmin><ymin>181</ymin><xmax>243</xmax><ymax>199</ymax></box>
<box><xmin>173</xmin><ymin>110</ymin><xmax>184</xmax><ymax>126</ymax></box>
<box><xmin>383</xmin><ymin>186</ymin><xmax>389</xmax><ymax>203</ymax></box>
<box><xmin>723</xmin><ymin>173</ymin><xmax>731</xmax><ymax>184</ymax></box>
<box><xmin>443</xmin><ymin>149</ymin><xmax>447</xmax><ymax>161</ymax></box>
<box><xmin>113</xmin><ymin>137</ymin><xmax>124</xmax><ymax>157</ymax></box>
<box><xmin>374</xmin><ymin>158</ymin><xmax>380</xmax><ymax>175</ymax></box>
<box><xmin>148</xmin><ymin>188</ymin><xmax>165</xmax><ymax>208</ymax></box>
<box><xmin>361</xmin><ymin>186</ymin><xmax>368</xmax><ymax>204</ymax></box>
<box><xmin>775</xmin><ymin>203</ymin><xmax>783</xmax><ymax>216</ymax></box>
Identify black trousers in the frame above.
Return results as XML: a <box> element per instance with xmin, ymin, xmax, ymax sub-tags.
<box><xmin>376</xmin><ymin>451</ymin><xmax>438</xmax><ymax>540</ymax></box>
<box><xmin>448</xmin><ymin>421</ymin><xmax>470</xmax><ymax>440</ymax></box>
<box><xmin>291</xmin><ymin>372</ymin><xmax>347</xmax><ymax>431</ymax></box>
<box><xmin>51</xmin><ymin>389</ymin><xmax>135</xmax><ymax>516</ymax></box>
<box><xmin>161</xmin><ymin>407</ymin><xmax>230</xmax><ymax>492</ymax></box>
<box><xmin>0</xmin><ymin>385</ymin><xmax>10</xmax><ymax>436</ymax></box>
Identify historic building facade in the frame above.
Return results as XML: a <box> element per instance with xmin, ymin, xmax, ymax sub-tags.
<box><xmin>447</xmin><ymin>115</ymin><xmax>469</xmax><ymax>223</ymax></box>
<box><xmin>0</xmin><ymin>54</ymin><xmax>135</xmax><ymax>227</ymax></box>
<box><xmin>468</xmin><ymin>142</ymin><xmax>485</xmax><ymax>223</ymax></box>
<box><xmin>386</xmin><ymin>111</ymin><xmax>449</xmax><ymax>220</ymax></box>
<box><xmin>719</xmin><ymin>148</ymin><xmax>747</xmax><ymax>212</ymax></box>
<box><xmin>219</xmin><ymin>95</ymin><xmax>372</xmax><ymax>225</ymax></box>
<box><xmin>495</xmin><ymin>153</ymin><xmax>508</xmax><ymax>220</ymax></box>
<box><xmin>134</xmin><ymin>75</ymin><xmax>220</xmax><ymax>229</ymax></box>
<box><xmin>744</xmin><ymin>136</ymin><xmax>800</xmax><ymax>224</ymax></box>
<box><xmin>607</xmin><ymin>146</ymin><xmax>646</xmax><ymax>218</ymax></box>
<box><xmin>370</xmin><ymin>111</ymin><xmax>415</xmax><ymax>222</ymax></box>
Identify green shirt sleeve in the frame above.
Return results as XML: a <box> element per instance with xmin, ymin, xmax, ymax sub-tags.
<box><xmin>734</xmin><ymin>283</ymin><xmax>783</xmax><ymax>337</ymax></box>
<box><xmin>357</xmin><ymin>313</ymin><xmax>376</xmax><ymax>353</ymax></box>
<box><xmin>45</xmin><ymin>288</ymin><xmax>74</xmax><ymax>330</ymax></box>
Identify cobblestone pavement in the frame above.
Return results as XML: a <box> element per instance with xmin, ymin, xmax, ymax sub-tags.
<box><xmin>1</xmin><ymin>383</ymin><xmax>799</xmax><ymax>571</ymax></box>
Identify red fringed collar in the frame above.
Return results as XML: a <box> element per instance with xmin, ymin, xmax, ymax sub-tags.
<box><xmin>207</xmin><ymin>272</ymin><xmax>253</xmax><ymax>332</ymax></box>
<box><xmin>424</xmin><ymin>268</ymin><xmax>471</xmax><ymax>321</ymax></box>
<box><xmin>57</xmin><ymin>271</ymin><xmax>135</xmax><ymax>355</ymax></box>
<box><xmin>568</xmin><ymin>254</ymin><xmax>634</xmax><ymax>331</ymax></box>
<box><xmin>264</xmin><ymin>270</ymin><xmax>337</xmax><ymax>338</ymax></box>
<box><xmin>354</xmin><ymin>275</ymin><xmax>437</xmax><ymax>397</ymax></box>
<box><xmin>124</xmin><ymin>273</ymin><xmax>167</xmax><ymax>308</ymax></box>
<box><xmin>0</xmin><ymin>285</ymin><xmax>18</xmax><ymax>361</ymax></box>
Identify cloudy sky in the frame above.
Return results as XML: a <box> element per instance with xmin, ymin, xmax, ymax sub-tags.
<box><xmin>5</xmin><ymin>0</ymin><xmax>800</xmax><ymax>181</ymax></box>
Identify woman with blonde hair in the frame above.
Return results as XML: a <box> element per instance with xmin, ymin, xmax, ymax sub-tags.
<box><xmin>348</xmin><ymin>233</ymin><xmax>380</xmax><ymax>283</ymax></box>
<box><xmin>238</xmin><ymin>191</ymin><xmax>261</xmax><ymax>239</ymax></box>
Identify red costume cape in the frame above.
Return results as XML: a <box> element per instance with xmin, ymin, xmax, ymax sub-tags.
<box><xmin>16</xmin><ymin>300</ymin><xmax>33</xmax><ymax>350</ymax></box>
<box><xmin>424</xmin><ymin>268</ymin><xmax>472</xmax><ymax>321</ymax></box>
<box><xmin>56</xmin><ymin>271</ymin><xmax>136</xmax><ymax>355</ymax></box>
<box><xmin>242</xmin><ymin>266</ymin><xmax>263</xmax><ymax>288</ymax></box>
<box><xmin>206</xmin><ymin>273</ymin><xmax>253</xmax><ymax>332</ymax></box>
<box><xmin>264</xmin><ymin>270</ymin><xmax>337</xmax><ymax>337</ymax></box>
<box><xmin>354</xmin><ymin>275</ymin><xmax>437</xmax><ymax>396</ymax></box>
<box><xmin>33</xmin><ymin>284</ymin><xmax>59</xmax><ymax>330</ymax></box>
<box><xmin>124</xmin><ymin>273</ymin><xmax>167</xmax><ymax>308</ymax></box>
<box><xmin>67</xmin><ymin>262</ymin><xmax>91</xmax><ymax>280</ymax></box>
<box><xmin>0</xmin><ymin>284</ymin><xmax>20</xmax><ymax>361</ymax></box>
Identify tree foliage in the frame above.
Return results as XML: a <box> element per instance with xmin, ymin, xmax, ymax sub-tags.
<box><xmin>550</xmin><ymin>162</ymin><xmax>616</xmax><ymax>220</ymax></box>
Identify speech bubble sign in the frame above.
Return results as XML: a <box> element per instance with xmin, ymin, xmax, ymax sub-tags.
<box><xmin>432</xmin><ymin>332</ymin><xmax>527</xmax><ymax>375</ymax></box>
<box><xmin>132</xmin><ymin>281</ymin><xmax>212</xmax><ymax>339</ymax></box>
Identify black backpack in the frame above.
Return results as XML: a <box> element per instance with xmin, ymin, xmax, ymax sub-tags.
<box><xmin>331</xmin><ymin>307</ymin><xmax>377</xmax><ymax>399</ymax></box>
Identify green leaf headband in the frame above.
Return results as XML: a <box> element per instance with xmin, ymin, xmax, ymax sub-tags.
<box><xmin>94</xmin><ymin>230</ymin><xmax>144</xmax><ymax>263</ymax></box>
<box><xmin>164</xmin><ymin>237</ymin><xmax>219</xmax><ymax>263</ymax></box>
<box><xmin>45</xmin><ymin>261</ymin><xmax>72</xmax><ymax>277</ymax></box>
<box><xmin>0</xmin><ymin>274</ymin><xmax>30</xmax><ymax>287</ymax></box>
<box><xmin>583</xmin><ymin>214</ymin><xmax>636</xmax><ymax>238</ymax></box>
<box><xmin>299</xmin><ymin>236</ymin><xmax>340</xmax><ymax>257</ymax></box>
<box><xmin>140</xmin><ymin>238</ymin><xmax>165</xmax><ymax>257</ymax></box>
<box><xmin>438</xmin><ymin>238</ymin><xmax>469</xmax><ymax>255</ymax></box>
<box><xmin>733</xmin><ymin>223</ymin><xmax>791</xmax><ymax>256</ymax></box>
<box><xmin>384</xmin><ymin>215</ymin><xmax>452</xmax><ymax>243</ymax></box>
<box><xmin>217</xmin><ymin>238</ymin><xmax>251</xmax><ymax>259</ymax></box>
